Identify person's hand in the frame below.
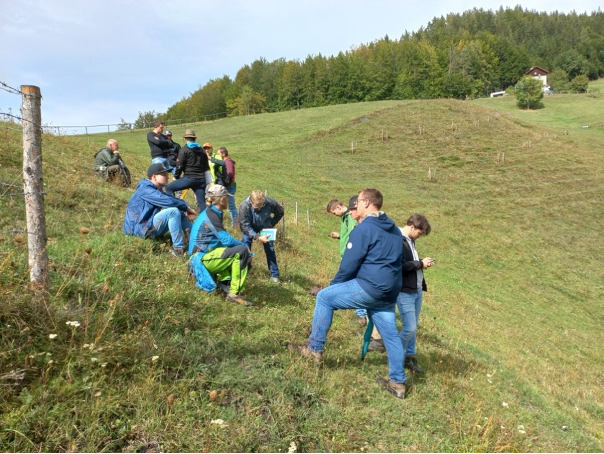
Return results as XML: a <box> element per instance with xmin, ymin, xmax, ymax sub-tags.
<box><xmin>185</xmin><ymin>207</ymin><xmax>197</xmax><ymax>221</ymax></box>
<box><xmin>257</xmin><ymin>234</ymin><xmax>271</xmax><ymax>244</ymax></box>
<box><xmin>329</xmin><ymin>232</ymin><xmax>340</xmax><ymax>239</ymax></box>
<box><xmin>308</xmin><ymin>286</ymin><xmax>322</xmax><ymax>296</ymax></box>
<box><xmin>422</xmin><ymin>257</ymin><xmax>435</xmax><ymax>269</ymax></box>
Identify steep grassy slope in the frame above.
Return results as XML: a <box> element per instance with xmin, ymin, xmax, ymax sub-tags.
<box><xmin>0</xmin><ymin>95</ymin><xmax>602</xmax><ymax>452</ymax></box>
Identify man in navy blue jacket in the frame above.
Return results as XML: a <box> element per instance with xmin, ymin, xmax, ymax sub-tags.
<box><xmin>288</xmin><ymin>188</ymin><xmax>408</xmax><ymax>399</ymax></box>
<box><xmin>123</xmin><ymin>163</ymin><xmax>196</xmax><ymax>257</ymax></box>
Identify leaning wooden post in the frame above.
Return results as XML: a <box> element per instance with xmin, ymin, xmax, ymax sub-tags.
<box><xmin>21</xmin><ymin>85</ymin><xmax>49</xmax><ymax>291</ymax></box>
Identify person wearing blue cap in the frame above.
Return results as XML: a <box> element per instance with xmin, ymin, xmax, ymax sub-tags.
<box><xmin>164</xmin><ymin>130</ymin><xmax>181</xmax><ymax>169</ymax></box>
<box><xmin>123</xmin><ymin>163</ymin><xmax>196</xmax><ymax>257</ymax></box>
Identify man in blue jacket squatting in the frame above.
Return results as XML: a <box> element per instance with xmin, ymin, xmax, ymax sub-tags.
<box><xmin>123</xmin><ymin>163</ymin><xmax>196</xmax><ymax>257</ymax></box>
<box><xmin>288</xmin><ymin>188</ymin><xmax>408</xmax><ymax>399</ymax></box>
<box><xmin>188</xmin><ymin>184</ymin><xmax>254</xmax><ymax>307</ymax></box>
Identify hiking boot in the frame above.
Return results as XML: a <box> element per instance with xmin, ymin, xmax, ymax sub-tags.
<box><xmin>367</xmin><ymin>338</ymin><xmax>385</xmax><ymax>352</ymax></box>
<box><xmin>376</xmin><ymin>376</ymin><xmax>407</xmax><ymax>399</ymax></box>
<box><xmin>217</xmin><ymin>281</ymin><xmax>231</xmax><ymax>294</ymax></box>
<box><xmin>226</xmin><ymin>293</ymin><xmax>254</xmax><ymax>307</ymax></box>
<box><xmin>404</xmin><ymin>356</ymin><xmax>425</xmax><ymax>374</ymax></box>
<box><xmin>171</xmin><ymin>248</ymin><xmax>185</xmax><ymax>258</ymax></box>
<box><xmin>270</xmin><ymin>277</ymin><xmax>281</xmax><ymax>285</ymax></box>
<box><xmin>287</xmin><ymin>343</ymin><xmax>323</xmax><ymax>364</ymax></box>
<box><xmin>357</xmin><ymin>315</ymin><xmax>368</xmax><ymax>326</ymax></box>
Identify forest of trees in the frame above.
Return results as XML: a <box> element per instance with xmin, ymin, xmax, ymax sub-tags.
<box><xmin>153</xmin><ymin>6</ymin><xmax>603</xmax><ymax>122</ymax></box>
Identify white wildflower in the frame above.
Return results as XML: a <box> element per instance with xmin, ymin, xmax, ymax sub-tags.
<box><xmin>518</xmin><ymin>425</ymin><xmax>524</xmax><ymax>430</ymax></box>
<box><xmin>49</xmin><ymin>334</ymin><xmax>58</xmax><ymax>339</ymax></box>
<box><xmin>91</xmin><ymin>357</ymin><xmax>98</xmax><ymax>362</ymax></box>
<box><xmin>210</xmin><ymin>419</ymin><xmax>228</xmax><ymax>428</ymax></box>
<box><xmin>288</xmin><ymin>442</ymin><xmax>297</xmax><ymax>453</ymax></box>
<box><xmin>151</xmin><ymin>356</ymin><xmax>159</xmax><ymax>362</ymax></box>
<box><xmin>518</xmin><ymin>430</ymin><xmax>526</xmax><ymax>434</ymax></box>
<box><xmin>502</xmin><ymin>402</ymin><xmax>509</xmax><ymax>407</ymax></box>
<box><xmin>66</xmin><ymin>321</ymin><xmax>81</xmax><ymax>328</ymax></box>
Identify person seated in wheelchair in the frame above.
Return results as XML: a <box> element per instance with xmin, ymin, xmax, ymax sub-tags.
<box><xmin>93</xmin><ymin>139</ymin><xmax>131</xmax><ymax>187</ymax></box>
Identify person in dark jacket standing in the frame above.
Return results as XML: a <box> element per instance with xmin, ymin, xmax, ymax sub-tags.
<box><xmin>164</xmin><ymin>130</ymin><xmax>181</xmax><ymax>169</ymax></box>
<box><xmin>164</xmin><ymin>129</ymin><xmax>212</xmax><ymax>210</ymax></box>
<box><xmin>396</xmin><ymin>213</ymin><xmax>434</xmax><ymax>375</ymax></box>
<box><xmin>147</xmin><ymin>120</ymin><xmax>174</xmax><ymax>172</ymax></box>
<box><xmin>123</xmin><ymin>163</ymin><xmax>196</xmax><ymax>257</ymax></box>
<box><xmin>287</xmin><ymin>188</ymin><xmax>408</xmax><ymax>399</ymax></box>
<box><xmin>239</xmin><ymin>190</ymin><xmax>284</xmax><ymax>284</ymax></box>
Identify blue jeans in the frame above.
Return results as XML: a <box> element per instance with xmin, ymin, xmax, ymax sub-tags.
<box><xmin>148</xmin><ymin>207</ymin><xmax>192</xmax><ymax>250</ymax></box>
<box><xmin>151</xmin><ymin>157</ymin><xmax>176</xmax><ymax>174</ymax></box>
<box><xmin>165</xmin><ymin>176</ymin><xmax>206</xmax><ymax>210</ymax></box>
<box><xmin>396</xmin><ymin>290</ymin><xmax>422</xmax><ymax>357</ymax></box>
<box><xmin>226</xmin><ymin>183</ymin><xmax>238</xmax><ymax>226</ymax></box>
<box><xmin>242</xmin><ymin>232</ymin><xmax>279</xmax><ymax>278</ymax></box>
<box><xmin>307</xmin><ymin>280</ymin><xmax>406</xmax><ymax>383</ymax></box>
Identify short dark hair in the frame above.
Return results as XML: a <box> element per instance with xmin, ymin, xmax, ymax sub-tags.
<box><xmin>326</xmin><ymin>199</ymin><xmax>343</xmax><ymax>213</ymax></box>
<box><xmin>154</xmin><ymin>120</ymin><xmax>165</xmax><ymax>128</ymax></box>
<box><xmin>358</xmin><ymin>188</ymin><xmax>383</xmax><ymax>209</ymax></box>
<box><xmin>217</xmin><ymin>146</ymin><xmax>228</xmax><ymax>157</ymax></box>
<box><xmin>406</xmin><ymin>214</ymin><xmax>431</xmax><ymax>236</ymax></box>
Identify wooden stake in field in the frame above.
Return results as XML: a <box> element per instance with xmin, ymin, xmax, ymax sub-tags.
<box><xmin>307</xmin><ymin>208</ymin><xmax>311</xmax><ymax>230</ymax></box>
<box><xmin>281</xmin><ymin>200</ymin><xmax>286</xmax><ymax>239</ymax></box>
<box><xmin>21</xmin><ymin>85</ymin><xmax>49</xmax><ymax>290</ymax></box>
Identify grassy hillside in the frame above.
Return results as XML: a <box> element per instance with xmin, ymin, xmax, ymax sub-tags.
<box><xmin>0</xmin><ymin>92</ymin><xmax>602</xmax><ymax>452</ymax></box>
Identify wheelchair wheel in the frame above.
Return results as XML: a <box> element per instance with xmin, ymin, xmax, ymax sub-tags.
<box><xmin>120</xmin><ymin>166</ymin><xmax>132</xmax><ymax>187</ymax></box>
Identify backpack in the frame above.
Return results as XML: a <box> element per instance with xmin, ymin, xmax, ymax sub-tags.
<box><xmin>216</xmin><ymin>164</ymin><xmax>231</xmax><ymax>187</ymax></box>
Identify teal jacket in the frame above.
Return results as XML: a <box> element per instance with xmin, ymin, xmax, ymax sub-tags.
<box><xmin>339</xmin><ymin>210</ymin><xmax>357</xmax><ymax>258</ymax></box>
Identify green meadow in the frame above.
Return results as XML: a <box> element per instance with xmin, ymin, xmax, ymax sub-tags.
<box><xmin>0</xmin><ymin>85</ymin><xmax>602</xmax><ymax>452</ymax></box>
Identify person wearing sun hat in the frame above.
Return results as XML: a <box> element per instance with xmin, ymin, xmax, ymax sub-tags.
<box><xmin>203</xmin><ymin>142</ymin><xmax>224</xmax><ymax>184</ymax></box>
<box><xmin>188</xmin><ymin>184</ymin><xmax>254</xmax><ymax>306</ymax></box>
<box><xmin>164</xmin><ymin>129</ymin><xmax>212</xmax><ymax>211</ymax></box>
<box><xmin>123</xmin><ymin>162</ymin><xmax>196</xmax><ymax>257</ymax></box>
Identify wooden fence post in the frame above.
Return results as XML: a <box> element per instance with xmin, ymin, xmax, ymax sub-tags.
<box><xmin>21</xmin><ymin>85</ymin><xmax>49</xmax><ymax>290</ymax></box>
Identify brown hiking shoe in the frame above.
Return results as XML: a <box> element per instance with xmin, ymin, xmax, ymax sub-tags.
<box><xmin>367</xmin><ymin>338</ymin><xmax>385</xmax><ymax>352</ymax></box>
<box><xmin>376</xmin><ymin>376</ymin><xmax>407</xmax><ymax>399</ymax></box>
<box><xmin>226</xmin><ymin>293</ymin><xmax>254</xmax><ymax>307</ymax></box>
<box><xmin>287</xmin><ymin>343</ymin><xmax>323</xmax><ymax>364</ymax></box>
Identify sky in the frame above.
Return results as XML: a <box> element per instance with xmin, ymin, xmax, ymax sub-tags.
<box><xmin>1</xmin><ymin>0</ymin><xmax>601</xmax><ymax>133</ymax></box>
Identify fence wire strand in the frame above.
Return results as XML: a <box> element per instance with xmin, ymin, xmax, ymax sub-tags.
<box><xmin>0</xmin><ymin>81</ymin><xmax>23</xmax><ymax>95</ymax></box>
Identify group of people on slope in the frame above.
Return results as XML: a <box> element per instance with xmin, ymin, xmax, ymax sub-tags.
<box><xmin>98</xmin><ymin>122</ymin><xmax>435</xmax><ymax>400</ymax></box>
<box><xmin>289</xmin><ymin>188</ymin><xmax>435</xmax><ymax>399</ymax></box>
<box><xmin>121</xmin><ymin>121</ymin><xmax>284</xmax><ymax>306</ymax></box>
